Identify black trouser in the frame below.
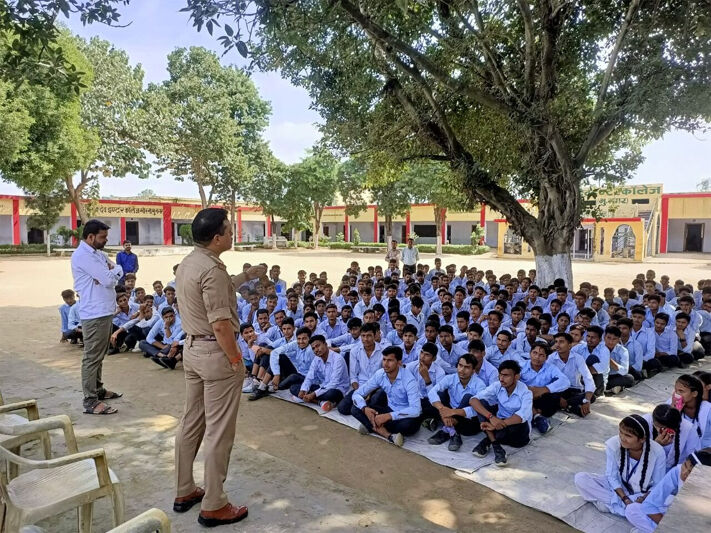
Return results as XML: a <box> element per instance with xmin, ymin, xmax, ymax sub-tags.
<box><xmin>643</xmin><ymin>358</ymin><xmax>663</xmax><ymax>375</ymax></box>
<box><xmin>606</xmin><ymin>373</ymin><xmax>635</xmax><ymax>390</ymax></box>
<box><xmin>533</xmin><ymin>393</ymin><xmax>561</xmax><ymax>418</ymax></box>
<box><xmin>432</xmin><ymin>390</ymin><xmax>480</xmax><ymax>436</ymax></box>
<box><xmin>350</xmin><ymin>392</ymin><xmax>420</xmax><ymax>436</ymax></box>
<box><xmin>420</xmin><ymin>397</ymin><xmax>438</xmax><ymax>421</ymax></box>
<box><xmin>691</xmin><ymin>340</ymin><xmax>705</xmax><ymax>360</ymax></box>
<box><xmin>272</xmin><ymin>354</ymin><xmax>305</xmax><ymax>391</ymax></box>
<box><xmin>628</xmin><ymin>367</ymin><xmax>644</xmax><ymax>381</ymax></box>
<box><xmin>585</xmin><ymin>355</ymin><xmax>605</xmax><ymax>397</ymax></box>
<box><xmin>700</xmin><ymin>332</ymin><xmax>711</xmax><ymax>356</ymax></box>
<box><xmin>403</xmin><ymin>264</ymin><xmax>416</xmax><ymax>275</ymax></box>
<box><xmin>114</xmin><ymin>324</ymin><xmax>150</xmax><ymax>349</ymax></box>
<box><xmin>337</xmin><ymin>389</ymin><xmax>357</xmax><ymax>415</ymax></box>
<box><xmin>560</xmin><ymin>388</ymin><xmax>596</xmax><ymax>417</ymax></box>
<box><xmin>476</xmin><ymin>400</ymin><xmax>529</xmax><ymax>447</ymax></box>
<box><xmin>290</xmin><ymin>383</ymin><xmax>344</xmax><ymax>404</ymax></box>
<box><xmin>63</xmin><ymin>329</ymin><xmax>83</xmax><ymax>342</ymax></box>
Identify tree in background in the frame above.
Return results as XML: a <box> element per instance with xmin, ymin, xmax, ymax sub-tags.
<box><xmin>698</xmin><ymin>178</ymin><xmax>711</xmax><ymax>192</ymax></box>
<box><xmin>368</xmin><ymin>164</ymin><xmax>412</xmax><ymax>246</ymax></box>
<box><xmin>0</xmin><ymin>80</ymin><xmax>32</xmax><ymax>169</ymax></box>
<box><xmin>146</xmin><ymin>46</ymin><xmax>270</xmax><ymax>208</ymax></box>
<box><xmin>26</xmin><ymin>188</ymin><xmax>67</xmax><ymax>255</ymax></box>
<box><xmin>68</xmin><ymin>35</ymin><xmax>149</xmax><ymax>223</ymax></box>
<box><xmin>187</xmin><ymin>0</ymin><xmax>711</xmax><ymax>285</ymax></box>
<box><xmin>336</xmin><ymin>157</ymin><xmax>369</xmax><ymax>235</ymax></box>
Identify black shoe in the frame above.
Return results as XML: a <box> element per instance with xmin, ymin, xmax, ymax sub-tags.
<box><xmin>448</xmin><ymin>433</ymin><xmax>463</xmax><ymax>451</ymax></box>
<box><xmin>107</xmin><ymin>347</ymin><xmax>120</xmax><ymax>355</ymax></box>
<box><xmin>151</xmin><ymin>355</ymin><xmax>169</xmax><ymax>368</ymax></box>
<box><xmin>492</xmin><ymin>442</ymin><xmax>507</xmax><ymax>466</ymax></box>
<box><xmin>421</xmin><ymin>417</ymin><xmax>438</xmax><ymax>432</ymax></box>
<box><xmin>472</xmin><ymin>437</ymin><xmax>491</xmax><ymax>457</ymax></box>
<box><xmin>162</xmin><ymin>356</ymin><xmax>178</xmax><ymax>370</ymax></box>
<box><xmin>427</xmin><ymin>429</ymin><xmax>451</xmax><ymax>445</ymax></box>
<box><xmin>248</xmin><ymin>387</ymin><xmax>270</xmax><ymax>401</ymax></box>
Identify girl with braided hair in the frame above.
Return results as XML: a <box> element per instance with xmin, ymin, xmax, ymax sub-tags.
<box><xmin>643</xmin><ymin>404</ymin><xmax>699</xmax><ymax>470</ymax></box>
<box><xmin>575</xmin><ymin>414</ymin><xmax>666</xmax><ymax>516</ymax></box>
<box><xmin>672</xmin><ymin>374</ymin><xmax>711</xmax><ymax>447</ymax></box>
<box><xmin>625</xmin><ymin>448</ymin><xmax>711</xmax><ymax>532</ymax></box>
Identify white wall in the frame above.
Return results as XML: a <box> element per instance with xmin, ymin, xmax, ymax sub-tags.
<box><xmin>137</xmin><ymin>218</ymin><xmax>163</xmax><ymax>245</ymax></box>
<box><xmin>242</xmin><ymin>221</ymin><xmax>266</xmax><ymax>242</ymax></box>
<box><xmin>350</xmin><ymin>222</ymin><xmax>374</xmax><ymax>243</ymax></box>
<box><xmin>0</xmin><ymin>215</ymin><xmax>12</xmax><ymax>244</ymax></box>
<box><xmin>667</xmin><ymin>219</ymin><xmax>711</xmax><ymax>253</ymax></box>
<box><xmin>450</xmin><ymin>221</ymin><xmax>478</xmax><ymax>245</ymax></box>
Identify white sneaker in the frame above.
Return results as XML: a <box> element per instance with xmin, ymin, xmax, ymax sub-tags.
<box><xmin>131</xmin><ymin>346</ymin><xmax>142</xmax><ymax>353</ymax></box>
<box><xmin>390</xmin><ymin>433</ymin><xmax>404</xmax><ymax>447</ymax></box>
<box><xmin>267</xmin><ymin>383</ymin><xmax>277</xmax><ymax>393</ymax></box>
<box><xmin>358</xmin><ymin>423</ymin><xmax>369</xmax><ymax>435</ymax></box>
<box><xmin>241</xmin><ymin>378</ymin><xmax>255</xmax><ymax>393</ymax></box>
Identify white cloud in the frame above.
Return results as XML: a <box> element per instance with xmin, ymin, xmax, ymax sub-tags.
<box><xmin>265</xmin><ymin>121</ymin><xmax>322</xmax><ymax>164</ymax></box>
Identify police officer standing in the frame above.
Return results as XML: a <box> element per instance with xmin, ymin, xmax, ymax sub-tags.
<box><xmin>173</xmin><ymin>208</ymin><xmax>266</xmax><ymax>527</ymax></box>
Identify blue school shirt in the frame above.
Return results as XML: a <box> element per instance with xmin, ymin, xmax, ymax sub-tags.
<box><xmin>152</xmin><ymin>292</ymin><xmax>166</xmax><ymax>308</ymax></box>
<box><xmin>59</xmin><ymin>303</ymin><xmax>71</xmax><ymax>332</ymax></box>
<box><xmin>67</xmin><ymin>304</ymin><xmax>81</xmax><ymax>330</ymax></box>
<box><xmin>604</xmin><ymin>436</ymin><xmax>666</xmax><ymax>496</ymax></box>
<box><xmin>427</xmin><ymin>373</ymin><xmax>486</xmax><ymax>418</ymax></box>
<box><xmin>643</xmin><ymin>414</ymin><xmax>700</xmax><ymax>470</ymax></box>
<box><xmin>321</xmin><ymin>320</ymin><xmax>348</xmax><ymax>340</ymax></box>
<box><xmin>475</xmin><ymin>380</ymin><xmax>533</xmax><ymax>424</ymax></box>
<box><xmin>519</xmin><ymin>360</ymin><xmax>570</xmax><ymax>393</ymax></box>
<box><xmin>437</xmin><ymin>342</ymin><xmax>468</xmax><ymax>373</ymax></box>
<box><xmin>640</xmin><ymin>465</ymin><xmax>682</xmax><ymax>515</ymax></box>
<box><xmin>475</xmin><ymin>359</ymin><xmax>500</xmax><ymax>387</ymax></box>
<box><xmin>484</xmin><ymin>344</ymin><xmax>523</xmax><ymax>369</ymax></box>
<box><xmin>116</xmin><ymin>251</ymin><xmax>138</xmax><ymax>274</ymax></box>
<box><xmin>353</xmin><ymin>367</ymin><xmax>421</xmax><ymax>420</ymax></box>
<box><xmin>683</xmin><ymin>401</ymin><xmax>711</xmax><ymax>448</ymax></box>
<box><xmin>405</xmin><ymin>360</ymin><xmax>445</xmax><ymax>398</ymax></box>
<box><xmin>348</xmin><ymin>343</ymin><xmax>384</xmax><ymax>386</ymax></box>
<box><xmin>113</xmin><ymin>303</ymin><xmax>141</xmax><ymax>328</ymax></box>
<box><xmin>548</xmin><ymin>351</ymin><xmax>595</xmax><ymax>393</ymax></box>
<box><xmin>622</xmin><ymin>338</ymin><xmax>644</xmax><ymax>372</ymax></box>
<box><xmin>146</xmin><ymin>318</ymin><xmax>184</xmax><ymax>344</ymax></box>
<box><xmin>572</xmin><ymin>342</ymin><xmax>611</xmax><ymax>384</ymax></box>
<box><xmin>608</xmin><ymin>343</ymin><xmax>630</xmax><ymax>376</ymax></box>
<box><xmin>270</xmin><ymin>340</ymin><xmax>314</xmax><ymax>375</ymax></box>
<box><xmin>300</xmin><ymin>351</ymin><xmax>350</xmax><ymax>396</ymax></box>
<box><xmin>654</xmin><ymin>328</ymin><xmax>677</xmax><ymax>355</ymax></box>
<box><xmin>630</xmin><ymin>326</ymin><xmax>656</xmax><ymax>362</ymax></box>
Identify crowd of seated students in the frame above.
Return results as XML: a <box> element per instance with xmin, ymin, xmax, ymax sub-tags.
<box><xmin>59</xmin><ymin>258</ymin><xmax>711</xmax><ymax>529</ymax></box>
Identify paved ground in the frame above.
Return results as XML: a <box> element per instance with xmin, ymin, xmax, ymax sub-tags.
<box><xmin>1</xmin><ymin>250</ymin><xmax>709</xmax><ymax>531</ymax></box>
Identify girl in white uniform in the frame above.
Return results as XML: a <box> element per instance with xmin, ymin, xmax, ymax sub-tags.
<box><xmin>643</xmin><ymin>404</ymin><xmax>700</xmax><ymax>471</ymax></box>
<box><xmin>624</xmin><ymin>448</ymin><xmax>711</xmax><ymax>532</ymax></box>
<box><xmin>575</xmin><ymin>414</ymin><xmax>667</xmax><ymax>516</ymax></box>
<box><xmin>673</xmin><ymin>374</ymin><xmax>711</xmax><ymax>448</ymax></box>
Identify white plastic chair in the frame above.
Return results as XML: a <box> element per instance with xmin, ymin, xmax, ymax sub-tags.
<box><xmin>0</xmin><ymin>420</ymin><xmax>124</xmax><ymax>533</ymax></box>
<box><xmin>0</xmin><ymin>392</ymin><xmax>52</xmax><ymax>470</ymax></box>
<box><xmin>19</xmin><ymin>507</ymin><xmax>170</xmax><ymax>533</ymax></box>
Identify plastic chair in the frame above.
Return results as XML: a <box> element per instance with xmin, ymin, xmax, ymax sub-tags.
<box><xmin>0</xmin><ymin>420</ymin><xmax>124</xmax><ymax>533</ymax></box>
<box><xmin>0</xmin><ymin>392</ymin><xmax>52</xmax><ymax>469</ymax></box>
<box><xmin>19</xmin><ymin>507</ymin><xmax>170</xmax><ymax>533</ymax></box>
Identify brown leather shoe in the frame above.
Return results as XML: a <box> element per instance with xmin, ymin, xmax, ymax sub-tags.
<box><xmin>173</xmin><ymin>487</ymin><xmax>205</xmax><ymax>513</ymax></box>
<box><xmin>198</xmin><ymin>503</ymin><xmax>249</xmax><ymax>527</ymax></box>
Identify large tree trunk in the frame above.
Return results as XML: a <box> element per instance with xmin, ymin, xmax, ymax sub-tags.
<box><xmin>312</xmin><ymin>203</ymin><xmax>324</xmax><ymax>249</ymax></box>
<box><xmin>385</xmin><ymin>214</ymin><xmax>393</xmax><ymax>247</ymax></box>
<box><xmin>271</xmin><ymin>218</ymin><xmax>277</xmax><ymax>249</ymax></box>
<box><xmin>196</xmin><ymin>181</ymin><xmax>208</xmax><ymax>209</ymax></box>
<box><xmin>45</xmin><ymin>230</ymin><xmax>50</xmax><ymax>257</ymax></box>
<box><xmin>65</xmin><ymin>174</ymin><xmax>89</xmax><ymax>224</ymax></box>
<box><xmin>433</xmin><ymin>207</ymin><xmax>443</xmax><ymax>256</ymax></box>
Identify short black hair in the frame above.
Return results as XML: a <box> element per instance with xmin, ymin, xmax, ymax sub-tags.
<box><xmin>192</xmin><ymin>208</ymin><xmax>228</xmax><ymax>245</ymax></box>
<box><xmin>347</xmin><ymin>317</ymin><xmax>363</xmax><ymax>329</ymax></box>
<box><xmin>499</xmin><ymin>359</ymin><xmax>521</xmax><ymax>375</ymax></box>
<box><xmin>295</xmin><ymin>327</ymin><xmax>311</xmax><ymax>337</ymax></box>
<box><xmin>468</xmin><ymin>339</ymin><xmax>485</xmax><ymax>353</ymax></box>
<box><xmin>161</xmin><ymin>306</ymin><xmax>175</xmax><ymax>316</ymax></box>
<box><xmin>82</xmin><ymin>219</ymin><xmax>110</xmax><ymax>239</ymax></box>
<box><xmin>553</xmin><ymin>332</ymin><xmax>574</xmax><ymax>343</ymax></box>
<box><xmin>309</xmin><ymin>334</ymin><xmax>326</xmax><ymax>345</ymax></box>
<box><xmin>420</xmin><ymin>342</ymin><xmax>438</xmax><ymax>358</ymax></box>
<box><xmin>383</xmin><ymin>345</ymin><xmax>403</xmax><ymax>361</ymax></box>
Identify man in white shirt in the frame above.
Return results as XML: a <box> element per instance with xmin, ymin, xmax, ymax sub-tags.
<box><xmin>70</xmin><ymin>220</ymin><xmax>124</xmax><ymax>415</ymax></box>
<box><xmin>402</xmin><ymin>238</ymin><xmax>420</xmax><ymax>275</ymax></box>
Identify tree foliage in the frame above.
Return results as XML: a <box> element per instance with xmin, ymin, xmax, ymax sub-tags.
<box><xmin>145</xmin><ymin>46</ymin><xmax>270</xmax><ymax>208</ymax></box>
<box><xmin>188</xmin><ymin>0</ymin><xmax>711</xmax><ymax>283</ymax></box>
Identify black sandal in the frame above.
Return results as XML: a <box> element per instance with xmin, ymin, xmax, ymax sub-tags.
<box><xmin>98</xmin><ymin>390</ymin><xmax>123</xmax><ymax>400</ymax></box>
<box><xmin>84</xmin><ymin>401</ymin><xmax>118</xmax><ymax>415</ymax></box>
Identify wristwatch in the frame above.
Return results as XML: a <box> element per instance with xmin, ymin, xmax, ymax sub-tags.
<box><xmin>581</xmin><ymin>398</ymin><xmax>589</xmax><ymax>404</ymax></box>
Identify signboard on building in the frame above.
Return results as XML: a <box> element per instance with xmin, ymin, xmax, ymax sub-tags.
<box><xmin>93</xmin><ymin>204</ymin><xmax>164</xmax><ymax>218</ymax></box>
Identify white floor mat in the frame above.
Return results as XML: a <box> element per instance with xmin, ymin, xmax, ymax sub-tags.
<box><xmin>262</xmin><ymin>361</ymin><xmax>710</xmax><ymax>532</ymax></box>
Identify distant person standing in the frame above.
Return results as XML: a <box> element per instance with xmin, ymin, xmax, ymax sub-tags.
<box><xmin>116</xmin><ymin>240</ymin><xmax>138</xmax><ymax>283</ymax></box>
<box><xmin>174</xmin><ymin>208</ymin><xmax>266</xmax><ymax>527</ymax></box>
<box><xmin>402</xmin><ymin>238</ymin><xmax>420</xmax><ymax>275</ymax></box>
<box><xmin>385</xmin><ymin>239</ymin><xmax>401</xmax><ymax>268</ymax></box>
<box><xmin>70</xmin><ymin>220</ymin><xmax>124</xmax><ymax>415</ymax></box>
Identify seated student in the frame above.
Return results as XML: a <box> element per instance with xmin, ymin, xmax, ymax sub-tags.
<box><xmin>504</xmin><ymin>305</ymin><xmax>525</xmax><ymax>336</ymax></box>
<box><xmin>470</xmin><ymin>360</ymin><xmax>533</xmax><ymax>466</ymax></box>
<box><xmin>405</xmin><ymin>295</ymin><xmax>427</xmax><ymax>335</ymax></box>
<box><xmin>250</xmin><ymin>326</ymin><xmax>313</xmax><ymax>401</ymax></box>
<box><xmin>436</xmin><ymin>325</ymin><xmax>468</xmax><ymax>374</ymax></box>
<box><xmin>400</xmin><ymin>324</ymin><xmax>420</xmax><ymax>364</ymax></box>
<box><xmin>352</xmin><ymin>346</ymin><xmax>422</xmax><ymax>447</ymax></box>
<box><xmin>672</xmin><ymin>374</ymin><xmax>711</xmax><ymax>448</ymax></box>
<box><xmin>624</xmin><ymin>448</ymin><xmax>711</xmax><ymax>533</ymax></box>
<box><xmin>64</xmin><ymin>293</ymin><xmax>83</xmax><ymax>344</ymax></box>
<box><xmin>253</xmin><ymin>308</ymin><xmax>282</xmax><ymax>344</ymax></box>
<box><xmin>467</xmin><ymin>339</ymin><xmax>499</xmax><ymax>387</ymax></box>
<box><xmin>123</xmin><ymin>273</ymin><xmax>137</xmax><ymax>298</ymax></box>
<box><xmin>405</xmin><ymin>342</ymin><xmax>445</xmax><ymax>426</ymax></box>
<box><xmin>520</xmin><ymin>342</ymin><xmax>570</xmax><ymax>434</ymax></box>
<box><xmin>321</xmin><ymin>303</ymin><xmax>348</xmax><ymax>340</ymax></box>
<box><xmin>550</xmin><ymin>311</ymin><xmax>571</xmax><ymax>335</ymax></box>
<box><xmin>698</xmin><ymin>298</ymin><xmax>711</xmax><ymax>356</ymax></box>
<box><xmin>454</xmin><ymin>311</ymin><xmax>470</xmax><ymax>341</ymax></box>
<box><xmin>152</xmin><ymin>280</ymin><xmax>166</xmax><ymax>308</ymax></box>
<box><xmin>651</xmin><ymin>313</ymin><xmax>684</xmax><ymax>369</ymax></box>
<box><xmin>484</xmin><ymin>330</ymin><xmax>522</xmax><ymax>369</ymax></box>
<box><xmin>548</xmin><ymin>333</ymin><xmax>596</xmax><ymax>417</ymax></box>
<box><xmin>481</xmin><ymin>309</ymin><xmax>504</xmax><ymax>347</ymax></box>
<box><xmin>385</xmin><ymin>314</ymin><xmax>408</xmax><ymax>345</ymax></box>
<box><xmin>694</xmin><ymin>370</ymin><xmax>711</xmax><ymax>401</ymax></box>
<box><xmin>456</xmin><ymin>322</ymin><xmax>484</xmax><ymax>351</ymax></box>
<box><xmin>575</xmin><ymin>414</ymin><xmax>667</xmax><ymax>516</ymax></box>
<box><xmin>337</xmin><ymin>322</ymin><xmax>383</xmax><ymax>415</ymax></box>
<box><xmin>572</xmin><ymin>325</ymin><xmax>609</xmax><ymax>397</ymax></box>
<box><xmin>672</xmin><ymin>312</ymin><xmax>697</xmax><ymax>366</ymax></box>
<box><xmin>643</xmin><ymin>404</ymin><xmax>700</xmax><ymax>471</ymax></box>
<box><xmin>295</xmin><ymin>335</ymin><xmax>350</xmax><ymax>412</ymax></box>
<box><xmin>59</xmin><ymin>289</ymin><xmax>76</xmax><ymax>342</ymax></box>
<box><xmin>604</xmin><ymin>326</ymin><xmax>635</xmax><ymax>395</ymax></box>
<box><xmin>617</xmin><ymin>318</ymin><xmax>644</xmax><ymax>382</ymax></box>
<box><xmin>109</xmin><ymin>292</ymin><xmax>142</xmax><ymax>353</ymax></box>
<box><xmin>513</xmin><ymin>318</ymin><xmax>543</xmax><ymax>356</ymax></box>
<box><xmin>139</xmin><ymin>307</ymin><xmax>185</xmax><ymax>368</ymax></box>
<box><xmin>426</xmin><ymin>353</ymin><xmax>486</xmax><ymax>451</ymax></box>
<box><xmin>158</xmin><ymin>285</ymin><xmax>178</xmax><ymax>315</ymax></box>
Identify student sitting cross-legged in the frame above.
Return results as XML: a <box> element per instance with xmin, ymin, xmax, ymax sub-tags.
<box><xmin>469</xmin><ymin>360</ymin><xmax>533</xmax><ymax>466</ymax></box>
<box><xmin>575</xmin><ymin>414</ymin><xmax>666</xmax><ymax>517</ymax></box>
<box><xmin>404</xmin><ymin>341</ymin><xmax>445</xmax><ymax>426</ymax></box>
<box><xmin>548</xmin><ymin>332</ymin><xmax>596</xmax><ymax>417</ymax></box>
<box><xmin>295</xmin><ymin>335</ymin><xmax>350</xmax><ymax>412</ymax></box>
<box><xmin>519</xmin><ymin>341</ymin><xmax>570</xmax><ymax>435</ymax></box>
<box><xmin>425</xmin><ymin>353</ymin><xmax>486</xmax><ymax>452</ymax></box>
<box><xmin>351</xmin><ymin>345</ymin><xmax>422</xmax><ymax>447</ymax></box>
<box><xmin>139</xmin><ymin>307</ymin><xmax>185</xmax><ymax>369</ymax></box>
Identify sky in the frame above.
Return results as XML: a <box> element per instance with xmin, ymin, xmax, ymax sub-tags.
<box><xmin>0</xmin><ymin>2</ymin><xmax>709</xmax><ymax>199</ymax></box>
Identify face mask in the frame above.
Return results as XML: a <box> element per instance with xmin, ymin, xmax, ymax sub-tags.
<box><xmin>672</xmin><ymin>392</ymin><xmax>685</xmax><ymax>411</ymax></box>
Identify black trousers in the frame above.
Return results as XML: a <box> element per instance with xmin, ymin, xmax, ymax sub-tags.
<box><xmin>606</xmin><ymin>373</ymin><xmax>635</xmax><ymax>390</ymax></box>
<box><xmin>700</xmin><ymin>332</ymin><xmax>711</xmax><ymax>356</ymax></box>
<box><xmin>533</xmin><ymin>393</ymin><xmax>561</xmax><ymax>418</ymax></box>
<box><xmin>560</xmin><ymin>388</ymin><xmax>595</xmax><ymax>417</ymax></box>
<box><xmin>113</xmin><ymin>324</ymin><xmax>150</xmax><ymax>349</ymax></box>
<box><xmin>476</xmin><ymin>400</ymin><xmax>529</xmax><ymax>447</ymax></box>
<box><xmin>63</xmin><ymin>329</ymin><xmax>83</xmax><ymax>342</ymax></box>
<box><xmin>290</xmin><ymin>383</ymin><xmax>344</xmax><ymax>404</ymax></box>
<box><xmin>432</xmin><ymin>390</ymin><xmax>480</xmax><ymax>436</ymax></box>
<box><xmin>643</xmin><ymin>358</ymin><xmax>663</xmax><ymax>375</ymax></box>
<box><xmin>350</xmin><ymin>392</ymin><xmax>420</xmax><ymax>436</ymax></box>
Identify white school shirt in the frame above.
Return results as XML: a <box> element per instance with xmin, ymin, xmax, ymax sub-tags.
<box><xmin>71</xmin><ymin>241</ymin><xmax>124</xmax><ymax>320</ymax></box>
<box><xmin>405</xmin><ymin>360</ymin><xmax>446</xmax><ymax>398</ymax></box>
<box><xmin>642</xmin><ymin>414</ymin><xmax>700</xmax><ymax>470</ymax></box>
<box><xmin>603</xmin><ymin>436</ymin><xmax>666</xmax><ymax>496</ymax></box>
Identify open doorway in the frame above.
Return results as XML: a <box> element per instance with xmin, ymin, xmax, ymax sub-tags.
<box><xmin>126</xmin><ymin>221</ymin><xmax>139</xmax><ymax>245</ymax></box>
<box><xmin>684</xmin><ymin>223</ymin><xmax>703</xmax><ymax>252</ymax></box>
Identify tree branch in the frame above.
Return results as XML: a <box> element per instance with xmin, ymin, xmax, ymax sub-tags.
<box><xmin>574</xmin><ymin>117</ymin><xmax>621</xmax><ymax>167</ymax></box>
<box><xmin>399</xmin><ymin>154</ymin><xmax>451</xmax><ymax>162</ymax></box>
<box><xmin>515</xmin><ymin>0</ymin><xmax>536</xmax><ymax>101</ymax></box>
<box><xmin>594</xmin><ymin>0</ymin><xmax>640</xmax><ymax>115</ymax></box>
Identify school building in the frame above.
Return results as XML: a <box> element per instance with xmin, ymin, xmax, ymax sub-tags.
<box><xmin>1</xmin><ymin>184</ymin><xmax>710</xmax><ymax>260</ymax></box>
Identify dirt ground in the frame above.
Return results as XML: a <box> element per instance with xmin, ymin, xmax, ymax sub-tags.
<box><xmin>1</xmin><ymin>249</ymin><xmax>709</xmax><ymax>532</ymax></box>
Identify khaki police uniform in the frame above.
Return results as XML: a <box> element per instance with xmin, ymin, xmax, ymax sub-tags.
<box><xmin>175</xmin><ymin>245</ymin><xmax>245</xmax><ymax>511</ymax></box>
